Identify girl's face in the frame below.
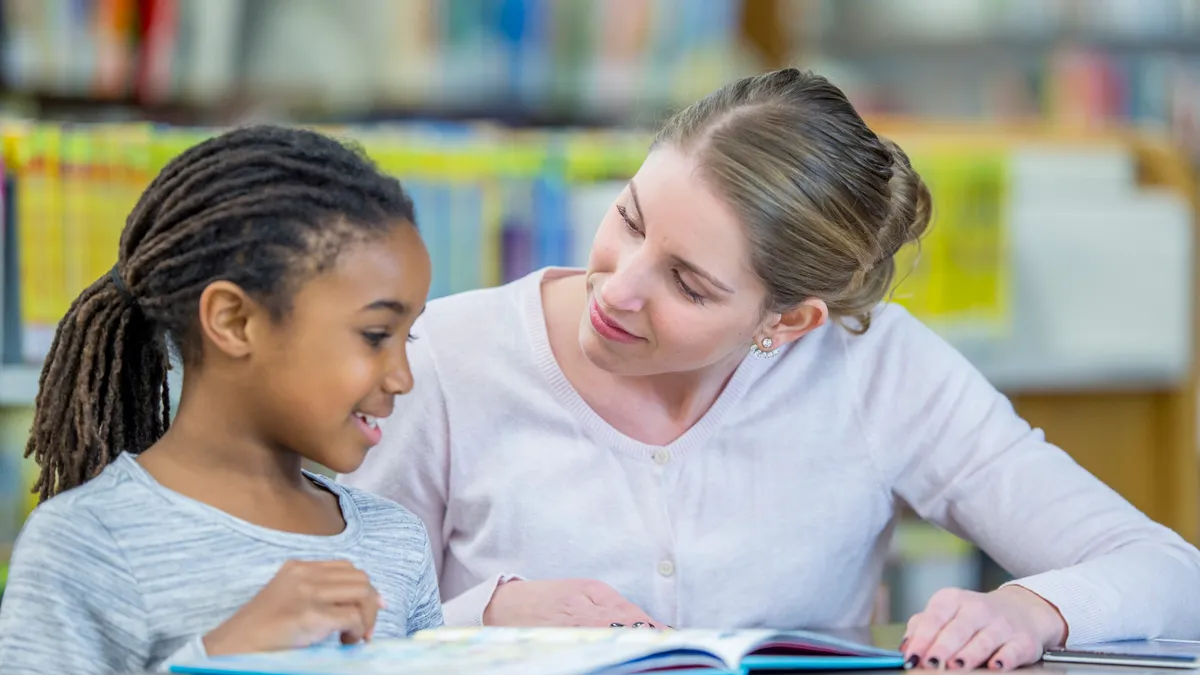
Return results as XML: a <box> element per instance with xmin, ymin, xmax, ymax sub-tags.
<box><xmin>246</xmin><ymin>223</ymin><xmax>431</xmax><ymax>474</ymax></box>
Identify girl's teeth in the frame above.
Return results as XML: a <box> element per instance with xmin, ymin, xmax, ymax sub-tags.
<box><xmin>357</xmin><ymin>413</ymin><xmax>378</xmax><ymax>429</ymax></box>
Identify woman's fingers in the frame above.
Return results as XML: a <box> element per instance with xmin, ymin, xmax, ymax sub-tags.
<box><xmin>945</xmin><ymin>624</ymin><xmax>1005</xmax><ymax>670</ymax></box>
<box><xmin>983</xmin><ymin>632</ymin><xmax>1043</xmax><ymax>671</ymax></box>
<box><xmin>902</xmin><ymin>589</ymin><xmax>964</xmax><ymax>667</ymax></box>
<box><xmin>920</xmin><ymin>596</ymin><xmax>996</xmax><ymax>668</ymax></box>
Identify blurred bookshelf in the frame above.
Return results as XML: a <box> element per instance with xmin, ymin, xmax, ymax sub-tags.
<box><xmin>0</xmin><ymin>365</ymin><xmax>35</xmax><ymax>406</ymax></box>
<box><xmin>782</xmin><ymin>0</ymin><xmax>1200</xmax><ymax>163</ymax></box>
<box><xmin>0</xmin><ymin>0</ymin><xmax>1198</xmax><ymax>623</ymax></box>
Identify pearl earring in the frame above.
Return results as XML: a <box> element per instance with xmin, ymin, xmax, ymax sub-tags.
<box><xmin>750</xmin><ymin>336</ymin><xmax>779</xmax><ymax>359</ymax></box>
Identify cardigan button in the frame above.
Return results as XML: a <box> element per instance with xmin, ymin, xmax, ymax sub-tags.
<box><xmin>657</xmin><ymin>559</ymin><xmax>675</xmax><ymax>577</ymax></box>
<box><xmin>652</xmin><ymin>449</ymin><xmax>671</xmax><ymax>466</ymax></box>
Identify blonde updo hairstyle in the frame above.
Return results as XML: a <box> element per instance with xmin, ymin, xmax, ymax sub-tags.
<box><xmin>654</xmin><ymin>68</ymin><xmax>933</xmax><ymax>333</ymax></box>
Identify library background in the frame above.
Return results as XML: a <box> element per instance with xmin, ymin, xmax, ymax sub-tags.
<box><xmin>0</xmin><ymin>0</ymin><xmax>1198</xmax><ymax>625</ymax></box>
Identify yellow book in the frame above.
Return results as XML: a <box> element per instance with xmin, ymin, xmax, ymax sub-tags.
<box><xmin>120</xmin><ymin>124</ymin><xmax>153</xmax><ymax>248</ymax></box>
<box><xmin>15</xmin><ymin>126</ymin><xmax>55</xmax><ymax>362</ymax></box>
<box><xmin>480</xmin><ymin>177</ymin><xmax>504</xmax><ymax>288</ymax></box>
<box><xmin>90</xmin><ymin>126</ymin><xmax>123</xmax><ymax>283</ymax></box>
<box><xmin>932</xmin><ymin>150</ymin><xmax>1010</xmax><ymax>336</ymax></box>
<box><xmin>890</xmin><ymin>147</ymin><xmax>941</xmax><ymax>322</ymax></box>
<box><xmin>62</xmin><ymin>127</ymin><xmax>89</xmax><ymax>302</ymax></box>
<box><xmin>42</xmin><ymin>126</ymin><xmax>66</xmax><ymax>348</ymax></box>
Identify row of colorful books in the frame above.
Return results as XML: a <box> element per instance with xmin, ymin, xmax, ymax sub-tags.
<box><xmin>0</xmin><ymin>0</ymin><xmax>753</xmax><ymax>116</ymax></box>
<box><xmin>789</xmin><ymin>0</ymin><xmax>1200</xmax><ymax>41</ymax></box>
<box><xmin>0</xmin><ymin>120</ymin><xmax>1011</xmax><ymax>367</ymax></box>
<box><xmin>787</xmin><ymin>1</ymin><xmax>1200</xmax><ymax>163</ymax></box>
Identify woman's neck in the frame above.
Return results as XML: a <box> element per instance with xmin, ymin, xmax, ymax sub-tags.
<box><xmin>616</xmin><ymin>351</ymin><xmax>745</xmax><ymax>426</ymax></box>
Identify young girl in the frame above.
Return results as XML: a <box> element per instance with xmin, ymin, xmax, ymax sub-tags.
<box><xmin>0</xmin><ymin>125</ymin><xmax>442</xmax><ymax>674</ymax></box>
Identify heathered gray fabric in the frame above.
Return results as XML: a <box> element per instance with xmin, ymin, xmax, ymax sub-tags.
<box><xmin>0</xmin><ymin>452</ymin><xmax>443</xmax><ymax>675</ymax></box>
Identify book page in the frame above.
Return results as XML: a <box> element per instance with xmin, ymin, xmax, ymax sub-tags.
<box><xmin>416</xmin><ymin>627</ymin><xmax>771</xmax><ymax>670</ymax></box>
<box><xmin>176</xmin><ymin>635</ymin><xmax>724</xmax><ymax>675</ymax></box>
<box><xmin>757</xmin><ymin>628</ymin><xmax>902</xmax><ymax>657</ymax></box>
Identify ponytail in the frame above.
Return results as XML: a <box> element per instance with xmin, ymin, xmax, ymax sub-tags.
<box><xmin>25</xmin><ymin>266</ymin><xmax>171</xmax><ymax>501</ymax></box>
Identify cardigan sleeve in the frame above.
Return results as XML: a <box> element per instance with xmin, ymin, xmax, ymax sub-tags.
<box><xmin>851</xmin><ymin>306</ymin><xmax>1200</xmax><ymax>645</ymax></box>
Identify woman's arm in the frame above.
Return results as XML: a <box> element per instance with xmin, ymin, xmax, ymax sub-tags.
<box><xmin>853</xmin><ymin>307</ymin><xmax>1200</xmax><ymax>646</ymax></box>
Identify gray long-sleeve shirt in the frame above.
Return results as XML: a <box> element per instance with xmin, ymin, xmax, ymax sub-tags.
<box><xmin>0</xmin><ymin>452</ymin><xmax>443</xmax><ymax>674</ymax></box>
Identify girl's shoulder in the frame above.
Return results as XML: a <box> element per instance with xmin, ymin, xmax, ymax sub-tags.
<box><xmin>314</xmin><ymin>473</ymin><xmax>430</xmax><ymax>542</ymax></box>
<box><xmin>10</xmin><ymin>458</ymin><xmax>148</xmax><ymax>571</ymax></box>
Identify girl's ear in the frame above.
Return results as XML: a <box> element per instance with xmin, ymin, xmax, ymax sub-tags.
<box><xmin>197</xmin><ymin>281</ymin><xmax>263</xmax><ymax>360</ymax></box>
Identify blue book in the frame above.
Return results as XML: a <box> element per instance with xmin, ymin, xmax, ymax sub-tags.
<box><xmin>169</xmin><ymin>626</ymin><xmax>905</xmax><ymax>675</ymax></box>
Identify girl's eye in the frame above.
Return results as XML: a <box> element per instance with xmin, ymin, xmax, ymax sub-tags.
<box><xmin>362</xmin><ymin>331</ymin><xmax>391</xmax><ymax>348</ymax></box>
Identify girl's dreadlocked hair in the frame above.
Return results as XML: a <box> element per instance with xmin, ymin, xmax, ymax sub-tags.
<box><xmin>25</xmin><ymin>124</ymin><xmax>417</xmax><ymax>502</ymax></box>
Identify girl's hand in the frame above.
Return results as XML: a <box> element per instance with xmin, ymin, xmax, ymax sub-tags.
<box><xmin>483</xmin><ymin>579</ymin><xmax>663</xmax><ymax>628</ymax></box>
<box><xmin>901</xmin><ymin>586</ymin><xmax>1068</xmax><ymax>670</ymax></box>
<box><xmin>203</xmin><ymin>559</ymin><xmax>384</xmax><ymax>656</ymax></box>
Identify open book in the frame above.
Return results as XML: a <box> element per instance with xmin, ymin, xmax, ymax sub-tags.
<box><xmin>169</xmin><ymin>626</ymin><xmax>906</xmax><ymax>675</ymax></box>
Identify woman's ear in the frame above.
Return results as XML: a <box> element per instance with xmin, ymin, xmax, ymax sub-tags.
<box><xmin>197</xmin><ymin>280</ymin><xmax>262</xmax><ymax>360</ymax></box>
<box><xmin>763</xmin><ymin>298</ymin><xmax>828</xmax><ymax>347</ymax></box>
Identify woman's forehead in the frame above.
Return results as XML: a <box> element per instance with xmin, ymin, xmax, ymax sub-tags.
<box><xmin>632</xmin><ymin>149</ymin><xmax>755</xmax><ymax>281</ymax></box>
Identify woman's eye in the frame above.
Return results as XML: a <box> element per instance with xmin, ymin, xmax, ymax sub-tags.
<box><xmin>617</xmin><ymin>205</ymin><xmax>642</xmax><ymax>235</ymax></box>
<box><xmin>673</xmin><ymin>270</ymin><xmax>705</xmax><ymax>305</ymax></box>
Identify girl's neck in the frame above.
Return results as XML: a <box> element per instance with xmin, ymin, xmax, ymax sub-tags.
<box><xmin>144</xmin><ymin>391</ymin><xmax>309</xmax><ymax>493</ymax></box>
<box><xmin>134</xmin><ymin>372</ymin><xmax>346</xmax><ymax>537</ymax></box>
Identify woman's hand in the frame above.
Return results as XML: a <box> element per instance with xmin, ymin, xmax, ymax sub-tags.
<box><xmin>203</xmin><ymin>560</ymin><xmax>384</xmax><ymax>656</ymax></box>
<box><xmin>483</xmin><ymin>579</ymin><xmax>663</xmax><ymax>628</ymax></box>
<box><xmin>901</xmin><ymin>586</ymin><xmax>1068</xmax><ymax>670</ymax></box>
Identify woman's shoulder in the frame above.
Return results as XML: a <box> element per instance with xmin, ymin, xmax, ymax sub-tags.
<box><xmin>417</xmin><ymin>268</ymin><xmax>548</xmax><ymax>338</ymax></box>
<box><xmin>834</xmin><ymin>302</ymin><xmax>961</xmax><ymax>361</ymax></box>
<box><xmin>409</xmin><ymin>268</ymin><xmax>562</xmax><ymax>386</ymax></box>
<box><xmin>800</xmin><ymin>302</ymin><xmax>976</xmax><ymax>396</ymax></box>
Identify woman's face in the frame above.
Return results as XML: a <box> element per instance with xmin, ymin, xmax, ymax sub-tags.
<box><xmin>579</xmin><ymin>146</ymin><xmax>773</xmax><ymax>377</ymax></box>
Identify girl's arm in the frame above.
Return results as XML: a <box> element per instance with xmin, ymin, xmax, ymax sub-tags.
<box><xmin>406</xmin><ymin>527</ymin><xmax>446</xmax><ymax>633</ymax></box>
<box><xmin>0</xmin><ymin>502</ymin><xmax>151</xmax><ymax>675</ymax></box>
<box><xmin>853</xmin><ymin>306</ymin><xmax>1200</xmax><ymax>645</ymax></box>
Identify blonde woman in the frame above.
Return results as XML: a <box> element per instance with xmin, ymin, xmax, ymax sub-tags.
<box><xmin>342</xmin><ymin>69</ymin><xmax>1200</xmax><ymax>670</ymax></box>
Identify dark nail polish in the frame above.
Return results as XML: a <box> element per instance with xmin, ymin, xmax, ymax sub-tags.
<box><xmin>954</xmin><ymin>659</ymin><xmax>965</xmax><ymax>669</ymax></box>
<box><xmin>928</xmin><ymin>657</ymin><xmax>940</xmax><ymax>669</ymax></box>
<box><xmin>610</xmin><ymin>623</ymin><xmax>625</xmax><ymax>627</ymax></box>
<box><xmin>905</xmin><ymin>655</ymin><xmax>919</xmax><ymax>669</ymax></box>
<box><xmin>647</xmin><ymin>623</ymin><xmax>657</xmax><ymax>628</ymax></box>
<box><xmin>993</xmin><ymin>661</ymin><xmax>1004</xmax><ymax>670</ymax></box>
<box><xmin>632</xmin><ymin>622</ymin><xmax>645</xmax><ymax>628</ymax></box>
